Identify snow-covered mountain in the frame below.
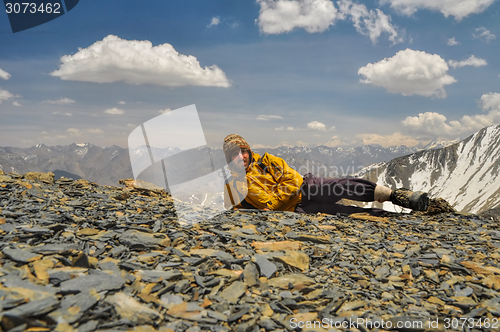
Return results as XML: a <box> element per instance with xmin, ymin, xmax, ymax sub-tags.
<box><xmin>422</xmin><ymin>139</ymin><xmax>460</xmax><ymax>150</ymax></box>
<box><xmin>355</xmin><ymin>124</ymin><xmax>500</xmax><ymax>214</ymax></box>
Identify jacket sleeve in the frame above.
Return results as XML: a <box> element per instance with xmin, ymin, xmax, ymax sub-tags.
<box><xmin>266</xmin><ymin>155</ymin><xmax>303</xmax><ymax>210</ymax></box>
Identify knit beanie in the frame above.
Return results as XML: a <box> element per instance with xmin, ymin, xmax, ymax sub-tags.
<box><xmin>223</xmin><ymin>134</ymin><xmax>252</xmax><ymax>164</ymax></box>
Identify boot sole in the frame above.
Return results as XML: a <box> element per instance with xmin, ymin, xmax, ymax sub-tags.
<box><xmin>409</xmin><ymin>191</ymin><xmax>429</xmax><ymax>211</ymax></box>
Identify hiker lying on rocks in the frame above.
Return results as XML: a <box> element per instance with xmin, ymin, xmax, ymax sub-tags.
<box><xmin>222</xmin><ymin>134</ymin><xmax>429</xmax><ymax>216</ymax></box>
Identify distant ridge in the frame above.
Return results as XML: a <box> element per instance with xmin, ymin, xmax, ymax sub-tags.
<box><xmin>0</xmin><ymin>143</ymin><xmax>421</xmax><ymax>186</ymax></box>
<box><xmin>0</xmin><ymin>143</ymin><xmax>131</xmax><ymax>186</ymax></box>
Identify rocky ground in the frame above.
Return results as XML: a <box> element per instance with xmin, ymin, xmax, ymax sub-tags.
<box><xmin>0</xmin><ymin>170</ymin><xmax>499</xmax><ymax>332</ymax></box>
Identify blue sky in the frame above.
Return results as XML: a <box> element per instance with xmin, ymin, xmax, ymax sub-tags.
<box><xmin>1</xmin><ymin>0</ymin><xmax>499</xmax><ymax>149</ymax></box>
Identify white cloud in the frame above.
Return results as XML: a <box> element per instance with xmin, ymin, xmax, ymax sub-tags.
<box><xmin>104</xmin><ymin>107</ymin><xmax>125</xmax><ymax>115</ymax></box>
<box><xmin>480</xmin><ymin>92</ymin><xmax>500</xmax><ymax>111</ymax></box>
<box><xmin>52</xmin><ymin>111</ymin><xmax>73</xmax><ymax>116</ymax></box>
<box><xmin>337</xmin><ymin>0</ymin><xmax>403</xmax><ymax>44</ymax></box>
<box><xmin>276</xmin><ymin>122</ymin><xmax>334</xmax><ymax>132</ymax></box>
<box><xmin>356</xmin><ymin>132</ymin><xmax>421</xmax><ymax>147</ymax></box>
<box><xmin>0</xmin><ymin>68</ymin><xmax>11</xmax><ymax>80</ymax></box>
<box><xmin>42</xmin><ymin>97</ymin><xmax>75</xmax><ymax>105</ymax></box>
<box><xmin>256</xmin><ymin>0</ymin><xmax>339</xmax><ymax>34</ymax></box>
<box><xmin>66</xmin><ymin>128</ymin><xmax>82</xmax><ymax>136</ymax></box>
<box><xmin>296</xmin><ymin>140</ymin><xmax>308</xmax><ymax>146</ymax></box>
<box><xmin>256</xmin><ymin>0</ymin><xmax>401</xmax><ymax>43</ymax></box>
<box><xmin>51</xmin><ymin>35</ymin><xmax>231</xmax><ymax>88</ymax></box>
<box><xmin>473</xmin><ymin>27</ymin><xmax>496</xmax><ymax>43</ymax></box>
<box><xmin>158</xmin><ymin>108</ymin><xmax>171</xmax><ymax>114</ymax></box>
<box><xmin>324</xmin><ymin>135</ymin><xmax>353</xmax><ymax>147</ymax></box>
<box><xmin>381</xmin><ymin>0</ymin><xmax>495</xmax><ymax>20</ymax></box>
<box><xmin>118</xmin><ymin>101</ymin><xmax>126</xmax><ymax>105</ymax></box>
<box><xmin>257</xmin><ymin>114</ymin><xmax>283</xmax><ymax>121</ymax></box>
<box><xmin>42</xmin><ymin>134</ymin><xmax>66</xmax><ymax>140</ymax></box>
<box><xmin>358</xmin><ymin>48</ymin><xmax>456</xmax><ymax>98</ymax></box>
<box><xmin>275</xmin><ymin>126</ymin><xmax>302</xmax><ymax>131</ymax></box>
<box><xmin>307</xmin><ymin>121</ymin><xmax>326</xmax><ymax>131</ymax></box>
<box><xmin>402</xmin><ymin>112</ymin><xmax>469</xmax><ymax>136</ymax></box>
<box><xmin>447</xmin><ymin>37</ymin><xmax>459</xmax><ymax>46</ymax></box>
<box><xmin>12</xmin><ymin>101</ymin><xmax>21</xmax><ymax>107</ymax></box>
<box><xmin>208</xmin><ymin>17</ymin><xmax>220</xmax><ymax>27</ymax></box>
<box><xmin>127</xmin><ymin>123</ymin><xmax>136</xmax><ymax>127</ymax></box>
<box><xmin>448</xmin><ymin>55</ymin><xmax>487</xmax><ymax>69</ymax></box>
<box><xmin>88</xmin><ymin>128</ymin><xmax>104</xmax><ymax>134</ymax></box>
<box><xmin>402</xmin><ymin>93</ymin><xmax>500</xmax><ymax>137</ymax></box>
<box><xmin>0</xmin><ymin>87</ymin><xmax>14</xmax><ymax>104</ymax></box>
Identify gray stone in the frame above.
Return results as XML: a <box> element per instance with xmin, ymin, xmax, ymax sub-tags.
<box><xmin>207</xmin><ymin>310</ymin><xmax>228</xmax><ymax>321</ymax></box>
<box><xmin>243</xmin><ymin>262</ymin><xmax>259</xmax><ymax>287</ymax></box>
<box><xmin>31</xmin><ymin>243</ymin><xmax>79</xmax><ymax>255</ymax></box>
<box><xmin>0</xmin><ymin>275</ymin><xmax>58</xmax><ymax>295</ymax></box>
<box><xmin>219</xmin><ymin>281</ymin><xmax>247</xmax><ymax>304</ymax></box>
<box><xmin>137</xmin><ymin>269</ymin><xmax>183</xmax><ymax>283</ymax></box>
<box><xmin>77</xmin><ymin>320</ymin><xmax>99</xmax><ymax>332</ymax></box>
<box><xmin>253</xmin><ymin>254</ymin><xmax>277</xmax><ymax>279</ymax></box>
<box><xmin>227</xmin><ymin>307</ymin><xmax>250</xmax><ymax>323</ymax></box>
<box><xmin>259</xmin><ymin>316</ymin><xmax>280</xmax><ymax>330</ymax></box>
<box><xmin>118</xmin><ymin>229</ymin><xmax>170</xmax><ymax>249</ymax></box>
<box><xmin>60</xmin><ymin>272</ymin><xmax>125</xmax><ymax>294</ymax></box>
<box><xmin>49</xmin><ymin>291</ymin><xmax>100</xmax><ymax>323</ymax></box>
<box><xmin>2</xmin><ymin>248</ymin><xmax>41</xmax><ymax>263</ymax></box>
<box><xmin>2</xmin><ymin>296</ymin><xmax>59</xmax><ymax>318</ymax></box>
<box><xmin>106</xmin><ymin>292</ymin><xmax>163</xmax><ymax>325</ymax></box>
<box><xmin>160</xmin><ymin>293</ymin><xmax>184</xmax><ymax>309</ymax></box>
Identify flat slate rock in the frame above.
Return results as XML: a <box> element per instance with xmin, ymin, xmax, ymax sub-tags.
<box><xmin>118</xmin><ymin>230</ymin><xmax>170</xmax><ymax>249</ymax></box>
<box><xmin>2</xmin><ymin>295</ymin><xmax>59</xmax><ymax>318</ymax></box>
<box><xmin>1</xmin><ymin>171</ymin><xmax>498</xmax><ymax>331</ymax></box>
<box><xmin>60</xmin><ymin>272</ymin><xmax>125</xmax><ymax>294</ymax></box>
<box><xmin>219</xmin><ymin>281</ymin><xmax>247</xmax><ymax>304</ymax></box>
<box><xmin>2</xmin><ymin>248</ymin><xmax>42</xmax><ymax>263</ymax></box>
<box><xmin>49</xmin><ymin>290</ymin><xmax>101</xmax><ymax>323</ymax></box>
<box><xmin>253</xmin><ymin>254</ymin><xmax>277</xmax><ymax>279</ymax></box>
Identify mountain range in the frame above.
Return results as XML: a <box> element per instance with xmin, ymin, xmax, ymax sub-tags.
<box><xmin>0</xmin><ymin>142</ymin><xmax>429</xmax><ymax>186</ymax></box>
<box><xmin>0</xmin><ymin>127</ymin><xmax>497</xmax><ymax>214</ymax></box>
<box><xmin>0</xmin><ymin>143</ymin><xmax>129</xmax><ymax>186</ymax></box>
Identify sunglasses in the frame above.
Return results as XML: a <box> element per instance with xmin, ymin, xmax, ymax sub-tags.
<box><xmin>231</xmin><ymin>148</ymin><xmax>249</xmax><ymax>159</ymax></box>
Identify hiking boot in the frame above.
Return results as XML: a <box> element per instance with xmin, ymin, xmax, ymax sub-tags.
<box><xmin>390</xmin><ymin>188</ymin><xmax>429</xmax><ymax>211</ymax></box>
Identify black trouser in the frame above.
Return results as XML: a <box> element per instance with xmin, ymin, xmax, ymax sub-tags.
<box><xmin>295</xmin><ymin>173</ymin><xmax>384</xmax><ymax>216</ymax></box>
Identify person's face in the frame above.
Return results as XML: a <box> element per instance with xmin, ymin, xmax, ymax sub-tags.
<box><xmin>231</xmin><ymin>148</ymin><xmax>250</xmax><ymax>170</ymax></box>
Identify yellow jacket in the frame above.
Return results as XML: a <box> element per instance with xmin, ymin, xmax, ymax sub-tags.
<box><xmin>224</xmin><ymin>153</ymin><xmax>303</xmax><ymax>211</ymax></box>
